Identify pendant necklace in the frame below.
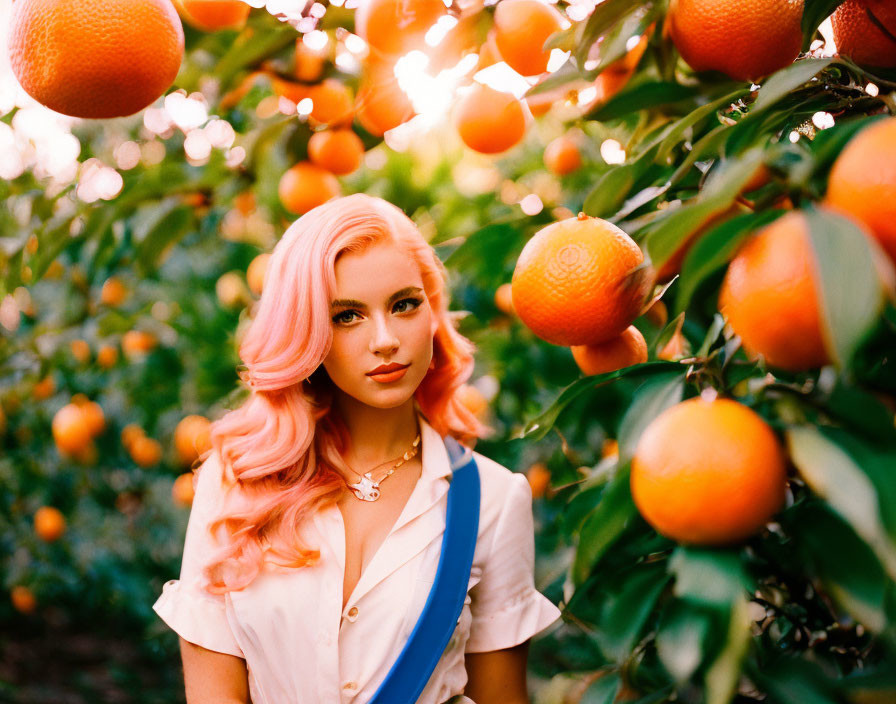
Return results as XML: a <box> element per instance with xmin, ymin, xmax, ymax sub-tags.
<box><xmin>345</xmin><ymin>432</ymin><xmax>421</xmax><ymax>502</ymax></box>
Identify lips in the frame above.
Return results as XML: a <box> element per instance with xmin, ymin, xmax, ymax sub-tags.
<box><xmin>367</xmin><ymin>363</ymin><xmax>410</xmax><ymax>376</ymax></box>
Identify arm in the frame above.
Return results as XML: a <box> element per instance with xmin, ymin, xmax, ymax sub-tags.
<box><xmin>180</xmin><ymin>636</ymin><xmax>250</xmax><ymax>704</ymax></box>
<box><xmin>464</xmin><ymin>639</ymin><xmax>530</xmax><ymax>704</ymax></box>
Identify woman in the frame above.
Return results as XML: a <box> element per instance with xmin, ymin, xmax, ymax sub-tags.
<box><xmin>153</xmin><ymin>193</ymin><xmax>562</xmax><ymax>703</ymax></box>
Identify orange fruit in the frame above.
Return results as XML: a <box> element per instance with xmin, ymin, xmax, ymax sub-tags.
<box><xmin>306</xmin><ymin>79</ymin><xmax>354</xmax><ymax>128</ymax></box>
<box><xmin>34</xmin><ymin>506</ymin><xmax>67</xmax><ymax>542</ymax></box>
<box><xmin>719</xmin><ymin>211</ymin><xmax>832</xmax><ymax>371</ymax></box>
<box><xmin>174</xmin><ymin>414</ymin><xmax>212</xmax><ymax>467</ymax></box>
<box><xmin>643</xmin><ymin>299</ymin><xmax>668</xmax><ymax>328</ymax></box>
<box><xmin>100</xmin><ymin>276</ymin><xmax>128</xmax><ymax>306</ymax></box>
<box><xmin>8</xmin><ymin>0</ymin><xmax>183</xmax><ymax>118</ymax></box>
<box><xmin>477</xmin><ymin>29</ymin><xmax>504</xmax><ymax>70</ymax></box>
<box><xmin>826</xmin><ymin>117</ymin><xmax>896</xmax><ymax>265</ymax></box>
<box><xmin>234</xmin><ymin>190</ymin><xmax>256</xmax><ymax>216</ymax></box>
<box><xmin>294</xmin><ymin>38</ymin><xmax>326</xmax><ymax>82</ymax></box>
<box><xmin>97</xmin><ymin>344</ymin><xmax>119</xmax><ymax>369</ymax></box>
<box><xmin>308</xmin><ymin>129</ymin><xmax>365</xmax><ymax>175</ymax></box>
<box><xmin>457</xmin><ymin>383</ymin><xmax>488</xmax><ymax>419</ymax></box>
<box><xmin>278</xmin><ymin>161</ymin><xmax>342</xmax><ymax>215</ymax></box>
<box><xmin>70</xmin><ymin>339</ymin><xmax>91</xmax><ymax>364</ymax></box>
<box><xmin>354</xmin><ymin>60</ymin><xmax>416</xmax><ymax>136</ymax></box>
<box><xmin>493</xmin><ymin>0</ymin><xmax>565</xmax><ymax>77</ymax></box>
<box><xmin>354</xmin><ymin>0</ymin><xmax>447</xmax><ymax>58</ymax></box>
<box><xmin>544</xmin><ymin>135</ymin><xmax>583</xmax><ymax>176</ymax></box>
<box><xmin>247</xmin><ymin>253</ymin><xmax>271</xmax><ymax>296</ymax></box>
<box><xmin>121</xmin><ymin>423</ymin><xmax>146</xmax><ymax>451</ymax></box>
<box><xmin>172</xmin><ymin>472</ymin><xmax>196</xmax><ymax>507</ymax></box>
<box><xmin>71</xmin><ymin>440</ymin><xmax>98</xmax><ymax>465</ymax></box>
<box><xmin>122</xmin><ymin>330</ymin><xmax>158</xmax><ymax>358</ymax></box>
<box><xmin>494</xmin><ymin>283</ymin><xmax>515</xmax><ymax>315</ymax></box>
<box><xmin>526</xmin><ymin>462</ymin><xmax>551</xmax><ymax>499</ymax></box>
<box><xmin>454</xmin><ymin>83</ymin><xmax>530</xmax><ymax>154</ymax></box>
<box><xmin>658</xmin><ymin>328</ymin><xmax>688</xmax><ymax>360</ymax></box>
<box><xmin>601</xmin><ymin>438</ymin><xmax>619</xmax><ymax>459</ymax></box>
<box><xmin>79</xmin><ymin>401</ymin><xmax>106</xmax><ymax>437</ymax></box>
<box><xmin>178</xmin><ymin>0</ymin><xmax>250</xmax><ymax>32</ymax></box>
<box><xmin>52</xmin><ymin>403</ymin><xmax>92</xmax><ymax>455</ymax></box>
<box><xmin>571</xmin><ymin>325</ymin><xmax>648</xmax><ymax>375</ymax></box>
<box><xmin>832</xmin><ymin>0</ymin><xmax>896</xmax><ymax>68</ymax></box>
<box><xmin>631</xmin><ymin>397</ymin><xmax>787</xmax><ymax>545</ymax></box>
<box><xmin>33</xmin><ymin>375</ymin><xmax>56</xmax><ymax>401</ymax></box>
<box><xmin>11</xmin><ymin>585</ymin><xmax>37</xmax><ymax>614</ymax></box>
<box><xmin>216</xmin><ymin>271</ymin><xmax>250</xmax><ymax>308</ymax></box>
<box><xmin>130</xmin><ymin>435</ymin><xmax>163</xmax><ymax>467</ymax></box>
<box><xmin>511</xmin><ymin>213</ymin><xmax>654</xmax><ymax>346</ymax></box>
<box><xmin>667</xmin><ymin>0</ymin><xmax>803</xmax><ymax>82</ymax></box>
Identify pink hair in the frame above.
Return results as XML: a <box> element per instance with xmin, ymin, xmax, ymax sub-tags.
<box><xmin>195</xmin><ymin>193</ymin><xmax>494</xmax><ymax>595</ymax></box>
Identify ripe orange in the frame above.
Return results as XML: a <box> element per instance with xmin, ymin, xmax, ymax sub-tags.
<box><xmin>511</xmin><ymin>213</ymin><xmax>654</xmax><ymax>346</ymax></box>
<box><xmin>308</xmin><ymin>129</ymin><xmax>365</xmax><ymax>175</ymax></box>
<box><xmin>216</xmin><ymin>271</ymin><xmax>250</xmax><ymax>308</ymax></box>
<box><xmin>667</xmin><ymin>0</ymin><xmax>803</xmax><ymax>82</ymax></box>
<box><xmin>306</xmin><ymin>79</ymin><xmax>354</xmax><ymax>128</ymax></box>
<box><xmin>354</xmin><ymin>0</ymin><xmax>447</xmax><ymax>58</ymax></box>
<box><xmin>121</xmin><ymin>423</ymin><xmax>146</xmax><ymax>451</ymax></box>
<box><xmin>570</xmin><ymin>326</ymin><xmax>648</xmax><ymax>376</ymax></box>
<box><xmin>174</xmin><ymin>414</ymin><xmax>212</xmax><ymax>467</ymax></box>
<box><xmin>526</xmin><ymin>462</ymin><xmax>551</xmax><ymax>499</ymax></box>
<box><xmin>122</xmin><ymin>330</ymin><xmax>158</xmax><ymax>358</ymax></box>
<box><xmin>832</xmin><ymin>0</ymin><xmax>896</xmax><ymax>68</ymax></box>
<box><xmin>8</xmin><ymin>0</ymin><xmax>184</xmax><ymax>118</ymax></box>
<box><xmin>826</xmin><ymin>117</ymin><xmax>896</xmax><ymax>265</ymax></box>
<box><xmin>643</xmin><ymin>299</ymin><xmax>668</xmax><ymax>328</ymax></box>
<box><xmin>33</xmin><ymin>375</ymin><xmax>56</xmax><ymax>400</ymax></box>
<box><xmin>130</xmin><ymin>435</ymin><xmax>163</xmax><ymax>467</ymax></box>
<box><xmin>354</xmin><ymin>60</ymin><xmax>416</xmax><ymax>136</ymax></box>
<box><xmin>234</xmin><ymin>190</ymin><xmax>256</xmax><ymax>216</ymax></box>
<box><xmin>457</xmin><ymin>383</ymin><xmax>488</xmax><ymax>420</ymax></box>
<box><xmin>658</xmin><ymin>328</ymin><xmax>688</xmax><ymax>360</ymax></box>
<box><xmin>494</xmin><ymin>282</ymin><xmax>515</xmax><ymax>315</ymax></box>
<box><xmin>294</xmin><ymin>38</ymin><xmax>326</xmax><ymax>82</ymax></box>
<box><xmin>454</xmin><ymin>83</ymin><xmax>530</xmax><ymax>154</ymax></box>
<box><xmin>79</xmin><ymin>400</ymin><xmax>106</xmax><ymax>438</ymax></box>
<box><xmin>34</xmin><ymin>506</ymin><xmax>67</xmax><ymax>542</ymax></box>
<box><xmin>278</xmin><ymin>162</ymin><xmax>342</xmax><ymax>215</ymax></box>
<box><xmin>719</xmin><ymin>211</ymin><xmax>832</xmax><ymax>371</ymax></box>
<box><xmin>247</xmin><ymin>253</ymin><xmax>271</xmax><ymax>296</ymax></box>
<box><xmin>97</xmin><ymin>344</ymin><xmax>119</xmax><ymax>369</ymax></box>
<box><xmin>477</xmin><ymin>29</ymin><xmax>504</xmax><ymax>70</ymax></box>
<box><xmin>52</xmin><ymin>404</ymin><xmax>92</xmax><ymax>455</ymax></box>
<box><xmin>544</xmin><ymin>135</ymin><xmax>583</xmax><ymax>176</ymax></box>
<box><xmin>70</xmin><ymin>339</ymin><xmax>91</xmax><ymax>364</ymax></box>
<box><xmin>178</xmin><ymin>0</ymin><xmax>250</xmax><ymax>32</ymax></box>
<box><xmin>631</xmin><ymin>397</ymin><xmax>787</xmax><ymax>545</ymax></box>
<box><xmin>601</xmin><ymin>438</ymin><xmax>618</xmax><ymax>459</ymax></box>
<box><xmin>172</xmin><ymin>473</ymin><xmax>196</xmax><ymax>507</ymax></box>
<box><xmin>11</xmin><ymin>585</ymin><xmax>37</xmax><ymax>614</ymax></box>
<box><xmin>493</xmin><ymin>0</ymin><xmax>566</xmax><ymax>77</ymax></box>
<box><xmin>100</xmin><ymin>277</ymin><xmax>128</xmax><ymax>306</ymax></box>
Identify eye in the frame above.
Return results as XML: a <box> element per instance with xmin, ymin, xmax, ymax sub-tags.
<box><xmin>394</xmin><ymin>297</ymin><xmax>423</xmax><ymax>313</ymax></box>
<box><xmin>332</xmin><ymin>310</ymin><xmax>358</xmax><ymax>325</ymax></box>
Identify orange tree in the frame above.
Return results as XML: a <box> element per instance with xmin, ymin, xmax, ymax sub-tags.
<box><xmin>1</xmin><ymin>0</ymin><xmax>896</xmax><ymax>701</ymax></box>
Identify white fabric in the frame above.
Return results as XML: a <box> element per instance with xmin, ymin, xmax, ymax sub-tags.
<box><xmin>153</xmin><ymin>412</ymin><xmax>562</xmax><ymax>704</ymax></box>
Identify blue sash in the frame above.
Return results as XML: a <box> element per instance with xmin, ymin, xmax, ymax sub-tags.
<box><xmin>368</xmin><ymin>434</ymin><xmax>481</xmax><ymax>703</ymax></box>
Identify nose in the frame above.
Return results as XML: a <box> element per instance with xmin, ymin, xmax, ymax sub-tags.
<box><xmin>368</xmin><ymin>311</ymin><xmax>399</xmax><ymax>357</ymax></box>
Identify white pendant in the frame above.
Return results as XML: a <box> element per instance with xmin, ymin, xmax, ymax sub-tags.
<box><xmin>347</xmin><ymin>472</ymin><xmax>381</xmax><ymax>501</ymax></box>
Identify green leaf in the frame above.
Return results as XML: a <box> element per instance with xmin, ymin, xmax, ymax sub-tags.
<box><xmin>656</xmin><ymin>599</ymin><xmax>711</xmax><ymax>682</ymax></box>
<box><xmin>670</xmin><ymin>547</ymin><xmax>752</xmax><ymax>607</ymax></box>
<box><xmin>802</xmin><ymin>1</ymin><xmax>848</xmax><ymax>51</ymax></box>
<box><xmin>573</xmin><ymin>464</ymin><xmax>637</xmax><ymax>585</ymax></box>
<box><xmin>704</xmin><ymin>596</ymin><xmax>752</xmax><ymax>704</ymax></box>
<box><xmin>752</xmin><ymin>58</ymin><xmax>833</xmax><ymax>112</ymax></box>
<box><xmin>617</xmin><ymin>371</ymin><xmax>684</xmax><ymax>464</ymax></box>
<box><xmin>804</xmin><ymin>206</ymin><xmax>885</xmax><ymax>369</ymax></box>
<box><xmin>134</xmin><ymin>205</ymin><xmax>193</xmax><ymax>276</ymax></box>
<box><xmin>443</xmin><ymin>222</ymin><xmax>525</xmax><ymax>290</ymax></box>
<box><xmin>516</xmin><ymin>362</ymin><xmax>680</xmax><ymax>442</ymax></box>
<box><xmin>674</xmin><ymin>209</ymin><xmax>784</xmax><ymax>315</ymax></box>
<box><xmin>786</xmin><ymin>425</ymin><xmax>896</xmax><ymax>581</ymax></box>
<box><xmin>582</xmin><ymin>672</ymin><xmax>622</xmax><ymax>704</ymax></box>
<box><xmin>584</xmin><ymin>143</ymin><xmax>661</xmax><ymax>218</ymax></box>
<box><xmin>574</xmin><ymin>0</ymin><xmax>645</xmax><ymax>68</ymax></box>
<box><xmin>586</xmin><ymin>81</ymin><xmax>699</xmax><ymax>122</ymax></box>
<box><xmin>656</xmin><ymin>88</ymin><xmax>749</xmax><ymax>164</ymax></box>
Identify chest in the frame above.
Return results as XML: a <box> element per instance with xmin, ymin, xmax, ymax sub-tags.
<box><xmin>337</xmin><ymin>458</ymin><xmax>423</xmax><ymax>611</ymax></box>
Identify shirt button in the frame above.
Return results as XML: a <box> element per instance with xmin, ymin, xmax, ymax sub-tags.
<box><xmin>347</xmin><ymin>606</ymin><xmax>359</xmax><ymax>621</ymax></box>
<box><xmin>343</xmin><ymin>681</ymin><xmax>357</xmax><ymax>691</ymax></box>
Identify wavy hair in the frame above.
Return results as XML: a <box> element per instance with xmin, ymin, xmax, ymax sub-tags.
<box><xmin>194</xmin><ymin>193</ymin><xmax>494</xmax><ymax>595</ymax></box>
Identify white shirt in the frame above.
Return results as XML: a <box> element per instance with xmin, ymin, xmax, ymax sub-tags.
<box><xmin>153</xmin><ymin>412</ymin><xmax>562</xmax><ymax>704</ymax></box>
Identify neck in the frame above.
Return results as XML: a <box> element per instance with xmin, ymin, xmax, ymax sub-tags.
<box><xmin>333</xmin><ymin>394</ymin><xmax>421</xmax><ymax>470</ymax></box>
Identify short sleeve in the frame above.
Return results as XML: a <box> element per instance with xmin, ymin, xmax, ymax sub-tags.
<box><xmin>465</xmin><ymin>472</ymin><xmax>562</xmax><ymax>653</ymax></box>
<box><xmin>152</xmin><ymin>451</ymin><xmax>245</xmax><ymax>658</ymax></box>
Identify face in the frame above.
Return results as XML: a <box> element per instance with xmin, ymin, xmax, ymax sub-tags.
<box><xmin>322</xmin><ymin>239</ymin><xmax>437</xmax><ymax>409</ymax></box>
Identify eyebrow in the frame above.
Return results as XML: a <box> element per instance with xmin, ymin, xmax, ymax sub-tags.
<box><xmin>330</xmin><ymin>286</ymin><xmax>424</xmax><ymax>310</ymax></box>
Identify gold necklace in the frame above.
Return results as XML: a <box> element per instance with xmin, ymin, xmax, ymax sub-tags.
<box><xmin>345</xmin><ymin>433</ymin><xmax>421</xmax><ymax>502</ymax></box>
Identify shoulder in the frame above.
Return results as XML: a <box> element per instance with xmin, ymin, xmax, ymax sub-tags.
<box><xmin>469</xmin><ymin>449</ymin><xmax>532</xmax><ymax>527</ymax></box>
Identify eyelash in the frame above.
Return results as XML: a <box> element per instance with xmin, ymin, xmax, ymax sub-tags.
<box><xmin>332</xmin><ymin>297</ymin><xmax>423</xmax><ymax>325</ymax></box>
